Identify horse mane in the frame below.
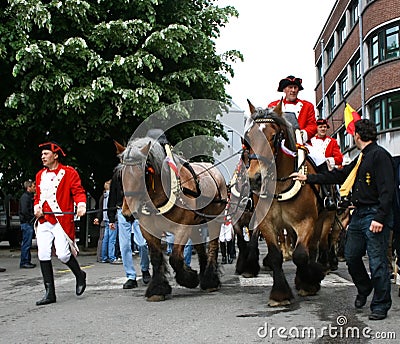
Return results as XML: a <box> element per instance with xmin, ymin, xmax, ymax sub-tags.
<box><xmin>252</xmin><ymin>107</ymin><xmax>297</xmax><ymax>152</ymax></box>
<box><xmin>121</xmin><ymin>137</ymin><xmax>167</xmax><ymax>174</ymax></box>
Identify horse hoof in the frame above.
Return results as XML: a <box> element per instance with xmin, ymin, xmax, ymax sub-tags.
<box><xmin>242</xmin><ymin>272</ymin><xmax>255</xmax><ymax>278</ymax></box>
<box><xmin>298</xmin><ymin>289</ymin><xmax>317</xmax><ymax>297</ymax></box>
<box><xmin>268</xmin><ymin>299</ymin><xmax>291</xmax><ymax>307</ymax></box>
<box><xmin>146</xmin><ymin>295</ymin><xmax>166</xmax><ymax>302</ymax></box>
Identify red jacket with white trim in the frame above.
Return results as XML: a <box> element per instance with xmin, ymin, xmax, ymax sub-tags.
<box><xmin>34</xmin><ymin>163</ymin><xmax>86</xmax><ymax>239</ymax></box>
<box><xmin>268</xmin><ymin>98</ymin><xmax>317</xmax><ymax>141</ymax></box>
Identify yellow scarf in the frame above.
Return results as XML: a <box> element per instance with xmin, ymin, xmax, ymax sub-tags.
<box><xmin>339</xmin><ymin>153</ymin><xmax>363</xmax><ymax>197</ymax></box>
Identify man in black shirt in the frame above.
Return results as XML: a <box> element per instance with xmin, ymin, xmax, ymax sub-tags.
<box><xmin>291</xmin><ymin>119</ymin><xmax>394</xmax><ymax>321</ymax></box>
<box><xmin>19</xmin><ymin>180</ymin><xmax>37</xmax><ymax>269</ymax></box>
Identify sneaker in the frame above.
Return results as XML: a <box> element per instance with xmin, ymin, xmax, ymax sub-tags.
<box><xmin>20</xmin><ymin>263</ymin><xmax>36</xmax><ymax>269</ymax></box>
<box><xmin>100</xmin><ymin>259</ymin><xmax>109</xmax><ymax>263</ymax></box>
<box><xmin>142</xmin><ymin>270</ymin><xmax>151</xmax><ymax>284</ymax></box>
<box><xmin>123</xmin><ymin>279</ymin><xmax>138</xmax><ymax>289</ymax></box>
<box><xmin>110</xmin><ymin>259</ymin><xmax>122</xmax><ymax>265</ymax></box>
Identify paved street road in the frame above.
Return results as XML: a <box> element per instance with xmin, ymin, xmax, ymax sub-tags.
<box><xmin>0</xmin><ymin>243</ymin><xmax>399</xmax><ymax>343</ymax></box>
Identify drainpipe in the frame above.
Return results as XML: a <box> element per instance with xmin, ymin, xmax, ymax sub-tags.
<box><xmin>358</xmin><ymin>0</ymin><xmax>366</xmax><ymax>118</ymax></box>
<box><xmin>320</xmin><ymin>39</ymin><xmax>326</xmax><ymax>119</ymax></box>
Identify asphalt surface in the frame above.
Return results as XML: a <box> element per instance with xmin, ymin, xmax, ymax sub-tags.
<box><xmin>1</xmin><ymin>241</ymin><xmax>399</xmax><ymax>344</ymax></box>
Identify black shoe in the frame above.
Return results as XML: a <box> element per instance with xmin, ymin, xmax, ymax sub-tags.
<box><xmin>36</xmin><ymin>295</ymin><xmax>56</xmax><ymax>306</ymax></box>
<box><xmin>20</xmin><ymin>263</ymin><xmax>36</xmax><ymax>269</ymax></box>
<box><xmin>0</xmin><ymin>268</ymin><xmax>5</xmax><ymax>272</ymax></box>
<box><xmin>221</xmin><ymin>256</ymin><xmax>227</xmax><ymax>264</ymax></box>
<box><xmin>369</xmin><ymin>312</ymin><xmax>387</xmax><ymax>320</ymax></box>
<box><xmin>228</xmin><ymin>256</ymin><xmax>234</xmax><ymax>264</ymax></box>
<box><xmin>355</xmin><ymin>294</ymin><xmax>368</xmax><ymax>308</ymax></box>
<box><xmin>324</xmin><ymin>197</ymin><xmax>337</xmax><ymax>210</ymax></box>
<box><xmin>76</xmin><ymin>270</ymin><xmax>86</xmax><ymax>296</ymax></box>
<box><xmin>123</xmin><ymin>279</ymin><xmax>138</xmax><ymax>289</ymax></box>
<box><xmin>142</xmin><ymin>270</ymin><xmax>151</xmax><ymax>285</ymax></box>
<box><xmin>36</xmin><ymin>282</ymin><xmax>56</xmax><ymax>306</ymax></box>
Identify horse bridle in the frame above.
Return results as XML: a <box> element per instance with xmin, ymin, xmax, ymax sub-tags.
<box><xmin>121</xmin><ymin>161</ymin><xmax>152</xmax><ymax>198</ymax></box>
<box><xmin>244</xmin><ymin>116</ymin><xmax>283</xmax><ymax>175</ymax></box>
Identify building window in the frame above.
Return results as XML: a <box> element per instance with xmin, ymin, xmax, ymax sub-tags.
<box><xmin>349</xmin><ymin>0</ymin><xmax>359</xmax><ymax>28</ymax></box>
<box><xmin>326</xmin><ymin>39</ymin><xmax>335</xmax><ymax>65</ymax></box>
<box><xmin>337</xmin><ymin>18</ymin><xmax>347</xmax><ymax>48</ymax></box>
<box><xmin>369</xmin><ymin>23</ymin><xmax>400</xmax><ymax>66</ymax></box>
<box><xmin>317</xmin><ymin>60</ymin><xmax>322</xmax><ymax>80</ymax></box>
<box><xmin>386</xmin><ymin>26</ymin><xmax>400</xmax><ymax>59</ymax></box>
<box><xmin>371</xmin><ymin>93</ymin><xmax>400</xmax><ymax>131</ymax></box>
<box><xmin>339</xmin><ymin>73</ymin><xmax>348</xmax><ymax>99</ymax></box>
<box><xmin>338</xmin><ymin>127</ymin><xmax>353</xmax><ymax>152</ymax></box>
<box><xmin>328</xmin><ymin>87</ymin><xmax>336</xmax><ymax>112</ymax></box>
<box><xmin>350</xmin><ymin>54</ymin><xmax>361</xmax><ymax>84</ymax></box>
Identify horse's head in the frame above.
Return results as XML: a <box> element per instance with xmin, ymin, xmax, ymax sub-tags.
<box><xmin>244</xmin><ymin>100</ymin><xmax>296</xmax><ymax>194</ymax></box>
<box><xmin>119</xmin><ymin>137</ymin><xmax>166</xmax><ymax>216</ymax></box>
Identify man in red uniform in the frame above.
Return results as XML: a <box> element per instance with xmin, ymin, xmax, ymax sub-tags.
<box><xmin>34</xmin><ymin>141</ymin><xmax>87</xmax><ymax>305</ymax></box>
<box><xmin>309</xmin><ymin>118</ymin><xmax>343</xmax><ymax>170</ymax></box>
<box><xmin>308</xmin><ymin>119</ymin><xmax>343</xmax><ymax>209</ymax></box>
<box><xmin>268</xmin><ymin>75</ymin><xmax>317</xmax><ymax>143</ymax></box>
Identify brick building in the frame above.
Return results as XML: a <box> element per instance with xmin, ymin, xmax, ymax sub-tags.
<box><xmin>314</xmin><ymin>0</ymin><xmax>400</xmax><ymax>161</ymax></box>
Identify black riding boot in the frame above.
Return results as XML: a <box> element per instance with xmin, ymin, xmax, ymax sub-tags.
<box><xmin>65</xmin><ymin>255</ymin><xmax>86</xmax><ymax>296</ymax></box>
<box><xmin>220</xmin><ymin>241</ymin><xmax>227</xmax><ymax>264</ymax></box>
<box><xmin>36</xmin><ymin>260</ymin><xmax>56</xmax><ymax>306</ymax></box>
<box><xmin>322</xmin><ymin>185</ymin><xmax>336</xmax><ymax>210</ymax></box>
<box><xmin>227</xmin><ymin>240</ymin><xmax>234</xmax><ymax>264</ymax></box>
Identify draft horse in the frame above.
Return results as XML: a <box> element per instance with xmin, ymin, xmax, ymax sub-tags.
<box><xmin>118</xmin><ymin>135</ymin><xmax>228</xmax><ymax>301</ymax></box>
<box><xmin>244</xmin><ymin>101</ymin><xmax>335</xmax><ymax>306</ymax></box>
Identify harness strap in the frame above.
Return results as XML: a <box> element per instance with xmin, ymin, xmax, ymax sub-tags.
<box><xmin>149</xmin><ymin>144</ymin><xmax>180</xmax><ymax>215</ymax></box>
<box><xmin>181</xmin><ymin>161</ymin><xmax>201</xmax><ymax>197</ymax></box>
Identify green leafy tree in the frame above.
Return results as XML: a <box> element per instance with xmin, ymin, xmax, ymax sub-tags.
<box><xmin>0</xmin><ymin>0</ymin><xmax>242</xmax><ymax>200</ymax></box>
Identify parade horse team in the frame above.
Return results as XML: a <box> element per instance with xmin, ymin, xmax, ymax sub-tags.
<box><xmin>114</xmin><ymin>99</ymin><xmax>347</xmax><ymax>307</ymax></box>
<box><xmin>33</xmin><ymin>101</ymin><xmax>349</xmax><ymax>308</ymax></box>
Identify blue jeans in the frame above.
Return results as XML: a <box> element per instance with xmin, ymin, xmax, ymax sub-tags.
<box><xmin>165</xmin><ymin>232</ymin><xmax>192</xmax><ymax>266</ymax></box>
<box><xmin>20</xmin><ymin>222</ymin><xmax>34</xmax><ymax>266</ymax></box>
<box><xmin>117</xmin><ymin>210</ymin><xmax>149</xmax><ymax>280</ymax></box>
<box><xmin>101</xmin><ymin>220</ymin><xmax>117</xmax><ymax>262</ymax></box>
<box><xmin>344</xmin><ymin>206</ymin><xmax>393</xmax><ymax>314</ymax></box>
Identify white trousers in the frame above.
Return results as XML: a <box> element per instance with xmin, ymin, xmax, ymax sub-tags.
<box><xmin>36</xmin><ymin>221</ymin><xmax>71</xmax><ymax>263</ymax></box>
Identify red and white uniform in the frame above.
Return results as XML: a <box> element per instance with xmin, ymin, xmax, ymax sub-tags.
<box><xmin>34</xmin><ymin>163</ymin><xmax>86</xmax><ymax>239</ymax></box>
<box><xmin>219</xmin><ymin>220</ymin><xmax>234</xmax><ymax>242</ymax></box>
<box><xmin>34</xmin><ymin>163</ymin><xmax>86</xmax><ymax>262</ymax></box>
<box><xmin>268</xmin><ymin>98</ymin><xmax>317</xmax><ymax>142</ymax></box>
<box><xmin>308</xmin><ymin>135</ymin><xmax>343</xmax><ymax>168</ymax></box>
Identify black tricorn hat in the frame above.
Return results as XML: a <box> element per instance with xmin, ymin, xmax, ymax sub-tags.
<box><xmin>277</xmin><ymin>75</ymin><xmax>304</xmax><ymax>92</ymax></box>
<box><xmin>38</xmin><ymin>141</ymin><xmax>66</xmax><ymax>157</ymax></box>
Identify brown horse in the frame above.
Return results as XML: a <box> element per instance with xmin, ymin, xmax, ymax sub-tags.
<box><xmin>244</xmin><ymin>101</ymin><xmax>336</xmax><ymax>306</ymax></box>
<box><xmin>118</xmin><ymin>135</ymin><xmax>228</xmax><ymax>301</ymax></box>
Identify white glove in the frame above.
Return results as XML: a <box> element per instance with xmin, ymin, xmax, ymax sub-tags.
<box><xmin>300</xmin><ymin>129</ymin><xmax>308</xmax><ymax>144</ymax></box>
<box><xmin>34</xmin><ymin>204</ymin><xmax>43</xmax><ymax>218</ymax></box>
<box><xmin>76</xmin><ymin>203</ymin><xmax>86</xmax><ymax>217</ymax></box>
<box><xmin>326</xmin><ymin>157</ymin><xmax>335</xmax><ymax>170</ymax></box>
